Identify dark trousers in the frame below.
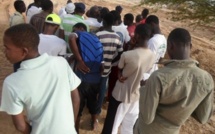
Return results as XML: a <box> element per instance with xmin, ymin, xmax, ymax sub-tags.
<box><xmin>108</xmin><ymin>66</ymin><xmax>118</xmax><ymax>100</ymax></box>
<box><xmin>78</xmin><ymin>81</ymin><xmax>100</xmax><ymax>116</ymax></box>
<box><xmin>102</xmin><ymin>96</ymin><xmax>121</xmax><ymax>134</ymax></box>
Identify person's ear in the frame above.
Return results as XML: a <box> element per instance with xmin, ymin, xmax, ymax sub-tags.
<box><xmin>22</xmin><ymin>47</ymin><xmax>29</xmax><ymax>58</ymax></box>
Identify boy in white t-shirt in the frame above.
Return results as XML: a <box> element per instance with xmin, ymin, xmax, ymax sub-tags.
<box><xmin>1</xmin><ymin>24</ymin><xmax>80</xmax><ymax>134</ymax></box>
<box><xmin>142</xmin><ymin>15</ymin><xmax>167</xmax><ymax>82</ymax></box>
<box><xmin>38</xmin><ymin>13</ymin><xmax>67</xmax><ymax>56</ymax></box>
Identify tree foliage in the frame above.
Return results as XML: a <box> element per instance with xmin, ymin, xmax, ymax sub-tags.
<box><xmin>143</xmin><ymin>0</ymin><xmax>215</xmax><ymax>26</ymax></box>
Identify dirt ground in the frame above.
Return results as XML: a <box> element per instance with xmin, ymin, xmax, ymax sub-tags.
<box><xmin>0</xmin><ymin>0</ymin><xmax>215</xmax><ymax>134</ymax></box>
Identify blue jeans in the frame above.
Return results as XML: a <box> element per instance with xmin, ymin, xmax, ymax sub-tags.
<box><xmin>97</xmin><ymin>76</ymin><xmax>108</xmax><ymax>114</ymax></box>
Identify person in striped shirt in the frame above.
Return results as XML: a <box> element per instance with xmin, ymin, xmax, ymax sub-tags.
<box><xmin>96</xmin><ymin>13</ymin><xmax>123</xmax><ymax>118</ymax></box>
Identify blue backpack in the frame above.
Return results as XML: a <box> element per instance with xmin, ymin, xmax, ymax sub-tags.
<box><xmin>75</xmin><ymin>31</ymin><xmax>103</xmax><ymax>83</ymax></box>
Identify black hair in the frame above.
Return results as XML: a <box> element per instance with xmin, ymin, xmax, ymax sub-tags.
<box><xmin>67</xmin><ymin>0</ymin><xmax>72</xmax><ymax>4</ymax></box>
<box><xmin>135</xmin><ymin>24</ymin><xmax>152</xmax><ymax>40</ymax></box>
<box><xmin>74</xmin><ymin>3</ymin><xmax>85</xmax><ymax>14</ymax></box>
<box><xmin>41</xmin><ymin>0</ymin><xmax>53</xmax><ymax>11</ymax></box>
<box><xmin>100</xmin><ymin>7</ymin><xmax>109</xmax><ymax>19</ymax></box>
<box><xmin>115</xmin><ymin>6</ymin><xmax>123</xmax><ymax>13</ymax></box>
<box><xmin>4</xmin><ymin>24</ymin><xmax>39</xmax><ymax>49</ymax></box>
<box><xmin>109</xmin><ymin>10</ymin><xmax>121</xmax><ymax>24</ymax></box>
<box><xmin>146</xmin><ymin>15</ymin><xmax>159</xmax><ymax>25</ymax></box>
<box><xmin>124</xmin><ymin>13</ymin><xmax>134</xmax><ymax>22</ymax></box>
<box><xmin>103</xmin><ymin>13</ymin><xmax>114</xmax><ymax>26</ymax></box>
<box><xmin>135</xmin><ymin>14</ymin><xmax>142</xmax><ymax>23</ymax></box>
<box><xmin>168</xmin><ymin>28</ymin><xmax>191</xmax><ymax>47</ymax></box>
<box><xmin>141</xmin><ymin>8</ymin><xmax>149</xmax><ymax>18</ymax></box>
<box><xmin>14</xmin><ymin>0</ymin><xmax>25</xmax><ymax>12</ymax></box>
<box><xmin>88</xmin><ymin>6</ymin><xmax>100</xmax><ymax>18</ymax></box>
<box><xmin>73</xmin><ymin>23</ymin><xmax>87</xmax><ymax>31</ymax></box>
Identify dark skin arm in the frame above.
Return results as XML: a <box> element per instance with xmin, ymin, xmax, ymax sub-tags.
<box><xmin>118</xmin><ymin>68</ymin><xmax>127</xmax><ymax>83</ymax></box>
<box><xmin>12</xmin><ymin>112</ymin><xmax>31</xmax><ymax>134</ymax></box>
<box><xmin>68</xmin><ymin>33</ymin><xmax>90</xmax><ymax>74</ymax></box>
<box><xmin>71</xmin><ymin>88</ymin><xmax>80</xmax><ymax>123</ymax></box>
<box><xmin>112</xmin><ymin>51</ymin><xmax>123</xmax><ymax>64</ymax></box>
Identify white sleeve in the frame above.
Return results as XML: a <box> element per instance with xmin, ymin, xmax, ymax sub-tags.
<box><xmin>147</xmin><ymin>39</ymin><xmax>157</xmax><ymax>55</ymax></box>
<box><xmin>118</xmin><ymin>53</ymin><xmax>125</xmax><ymax>69</ymax></box>
<box><xmin>58</xmin><ymin>41</ymin><xmax>67</xmax><ymax>56</ymax></box>
<box><xmin>66</xmin><ymin>62</ymin><xmax>81</xmax><ymax>91</ymax></box>
<box><xmin>124</xmin><ymin>29</ymin><xmax>131</xmax><ymax>43</ymax></box>
<box><xmin>0</xmin><ymin>80</ymin><xmax>23</xmax><ymax>115</ymax></box>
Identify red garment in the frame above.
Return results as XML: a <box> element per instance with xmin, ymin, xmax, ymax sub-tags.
<box><xmin>140</xmin><ymin>19</ymin><xmax>146</xmax><ymax>24</ymax></box>
<box><xmin>127</xmin><ymin>24</ymin><xmax>136</xmax><ymax>38</ymax></box>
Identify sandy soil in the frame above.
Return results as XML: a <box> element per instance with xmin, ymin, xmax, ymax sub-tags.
<box><xmin>0</xmin><ymin>0</ymin><xmax>215</xmax><ymax>134</ymax></box>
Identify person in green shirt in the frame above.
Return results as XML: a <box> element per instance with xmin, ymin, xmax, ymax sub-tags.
<box><xmin>134</xmin><ymin>28</ymin><xmax>214</xmax><ymax>134</ymax></box>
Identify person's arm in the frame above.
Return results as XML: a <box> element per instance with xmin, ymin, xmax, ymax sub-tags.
<box><xmin>139</xmin><ymin>73</ymin><xmax>160</xmax><ymax>124</ymax></box>
<box><xmin>68</xmin><ymin>33</ymin><xmax>90</xmax><ymax>73</ymax></box>
<box><xmin>11</xmin><ymin>112</ymin><xmax>31</xmax><ymax>134</ymax></box>
<box><xmin>112</xmin><ymin>51</ymin><xmax>123</xmax><ymax>64</ymax></box>
<box><xmin>71</xmin><ymin>89</ymin><xmax>80</xmax><ymax>122</ymax></box>
<box><xmin>192</xmin><ymin>79</ymin><xmax>214</xmax><ymax>124</ymax></box>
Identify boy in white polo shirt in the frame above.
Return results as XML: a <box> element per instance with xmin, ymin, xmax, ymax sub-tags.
<box><xmin>1</xmin><ymin>24</ymin><xmax>81</xmax><ymax>134</ymax></box>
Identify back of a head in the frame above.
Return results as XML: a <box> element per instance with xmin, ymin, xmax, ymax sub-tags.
<box><xmin>135</xmin><ymin>24</ymin><xmax>151</xmax><ymax>40</ymax></box>
<box><xmin>141</xmin><ymin>8</ymin><xmax>149</xmax><ymax>18</ymax></box>
<box><xmin>73</xmin><ymin>23</ymin><xmax>87</xmax><ymax>31</ymax></box>
<box><xmin>100</xmin><ymin>7</ymin><xmax>109</xmax><ymax>19</ymax></box>
<box><xmin>110</xmin><ymin>10</ymin><xmax>121</xmax><ymax>25</ymax></box>
<box><xmin>124</xmin><ymin>13</ymin><xmax>134</xmax><ymax>23</ymax></box>
<box><xmin>88</xmin><ymin>6</ymin><xmax>100</xmax><ymax>18</ymax></box>
<box><xmin>115</xmin><ymin>5</ymin><xmax>123</xmax><ymax>13</ymax></box>
<box><xmin>103</xmin><ymin>13</ymin><xmax>114</xmax><ymax>27</ymax></box>
<box><xmin>4</xmin><ymin>24</ymin><xmax>39</xmax><ymax>49</ymax></box>
<box><xmin>67</xmin><ymin>0</ymin><xmax>72</xmax><ymax>4</ymax></box>
<box><xmin>14</xmin><ymin>0</ymin><xmax>26</xmax><ymax>13</ymax></box>
<box><xmin>168</xmin><ymin>28</ymin><xmax>191</xmax><ymax>47</ymax></box>
<box><xmin>146</xmin><ymin>15</ymin><xmax>159</xmax><ymax>25</ymax></box>
<box><xmin>74</xmin><ymin>2</ymin><xmax>86</xmax><ymax>14</ymax></box>
<box><xmin>135</xmin><ymin>14</ymin><xmax>142</xmax><ymax>23</ymax></box>
<box><xmin>41</xmin><ymin>0</ymin><xmax>53</xmax><ymax>12</ymax></box>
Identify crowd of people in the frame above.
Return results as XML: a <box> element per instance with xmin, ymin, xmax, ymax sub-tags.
<box><xmin>1</xmin><ymin>0</ymin><xmax>214</xmax><ymax>134</ymax></box>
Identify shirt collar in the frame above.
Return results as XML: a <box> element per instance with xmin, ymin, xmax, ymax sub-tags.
<box><xmin>160</xmin><ymin>59</ymin><xmax>199</xmax><ymax>68</ymax></box>
<box><xmin>19</xmin><ymin>53</ymin><xmax>49</xmax><ymax>70</ymax></box>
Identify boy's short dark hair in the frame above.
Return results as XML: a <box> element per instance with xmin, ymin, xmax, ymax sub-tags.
<box><xmin>168</xmin><ymin>28</ymin><xmax>191</xmax><ymax>47</ymax></box>
<box><xmin>100</xmin><ymin>7</ymin><xmax>109</xmax><ymax>19</ymax></box>
<box><xmin>73</xmin><ymin>23</ymin><xmax>87</xmax><ymax>31</ymax></box>
<box><xmin>124</xmin><ymin>13</ymin><xmax>134</xmax><ymax>22</ymax></box>
<box><xmin>135</xmin><ymin>24</ymin><xmax>151</xmax><ymax>40</ymax></box>
<box><xmin>135</xmin><ymin>14</ymin><xmax>142</xmax><ymax>23</ymax></box>
<box><xmin>110</xmin><ymin>10</ymin><xmax>121</xmax><ymax>24</ymax></box>
<box><xmin>103</xmin><ymin>13</ymin><xmax>114</xmax><ymax>26</ymax></box>
<box><xmin>14</xmin><ymin>0</ymin><xmax>25</xmax><ymax>11</ymax></box>
<box><xmin>141</xmin><ymin>8</ymin><xmax>149</xmax><ymax>18</ymax></box>
<box><xmin>4</xmin><ymin>24</ymin><xmax>39</xmax><ymax>49</ymax></box>
<box><xmin>41</xmin><ymin>0</ymin><xmax>53</xmax><ymax>11</ymax></box>
<box><xmin>146</xmin><ymin>15</ymin><xmax>159</xmax><ymax>25</ymax></box>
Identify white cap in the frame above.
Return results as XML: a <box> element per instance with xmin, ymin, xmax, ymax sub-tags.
<box><xmin>65</xmin><ymin>3</ymin><xmax>75</xmax><ymax>14</ymax></box>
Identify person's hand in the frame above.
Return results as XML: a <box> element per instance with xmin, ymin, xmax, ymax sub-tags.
<box><xmin>76</xmin><ymin>61</ymin><xmax>90</xmax><ymax>74</ymax></box>
<box><xmin>140</xmin><ymin>80</ymin><xmax>147</xmax><ymax>86</ymax></box>
<box><xmin>118</xmin><ymin>76</ymin><xmax>127</xmax><ymax>83</ymax></box>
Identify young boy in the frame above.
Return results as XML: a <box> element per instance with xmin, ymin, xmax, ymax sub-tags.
<box><xmin>38</xmin><ymin>13</ymin><xmax>67</xmax><ymax>56</ymax></box>
<box><xmin>0</xmin><ymin>24</ymin><xmax>80</xmax><ymax>134</ymax></box>
<box><xmin>68</xmin><ymin>23</ymin><xmax>103</xmax><ymax>131</ymax></box>
<box><xmin>134</xmin><ymin>28</ymin><xmax>214</xmax><ymax>134</ymax></box>
<box><xmin>96</xmin><ymin>13</ymin><xmax>123</xmax><ymax>117</ymax></box>
<box><xmin>102</xmin><ymin>24</ymin><xmax>156</xmax><ymax>134</ymax></box>
<box><xmin>10</xmin><ymin>0</ymin><xmax>26</xmax><ymax>27</ymax></box>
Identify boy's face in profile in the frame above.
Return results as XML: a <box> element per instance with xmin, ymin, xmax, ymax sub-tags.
<box><xmin>3</xmin><ymin>35</ymin><xmax>26</xmax><ymax>64</ymax></box>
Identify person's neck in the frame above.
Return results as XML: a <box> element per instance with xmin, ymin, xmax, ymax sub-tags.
<box><xmin>24</xmin><ymin>51</ymin><xmax>40</xmax><ymax>61</ymax></box>
<box><xmin>171</xmin><ymin>55</ymin><xmax>190</xmax><ymax>60</ymax></box>
<box><xmin>136</xmin><ymin>41</ymin><xmax>148</xmax><ymax>49</ymax></box>
<box><xmin>103</xmin><ymin>26</ymin><xmax>113</xmax><ymax>32</ymax></box>
<box><xmin>43</xmin><ymin>29</ymin><xmax>55</xmax><ymax>35</ymax></box>
<box><xmin>153</xmin><ymin>27</ymin><xmax>161</xmax><ymax>34</ymax></box>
